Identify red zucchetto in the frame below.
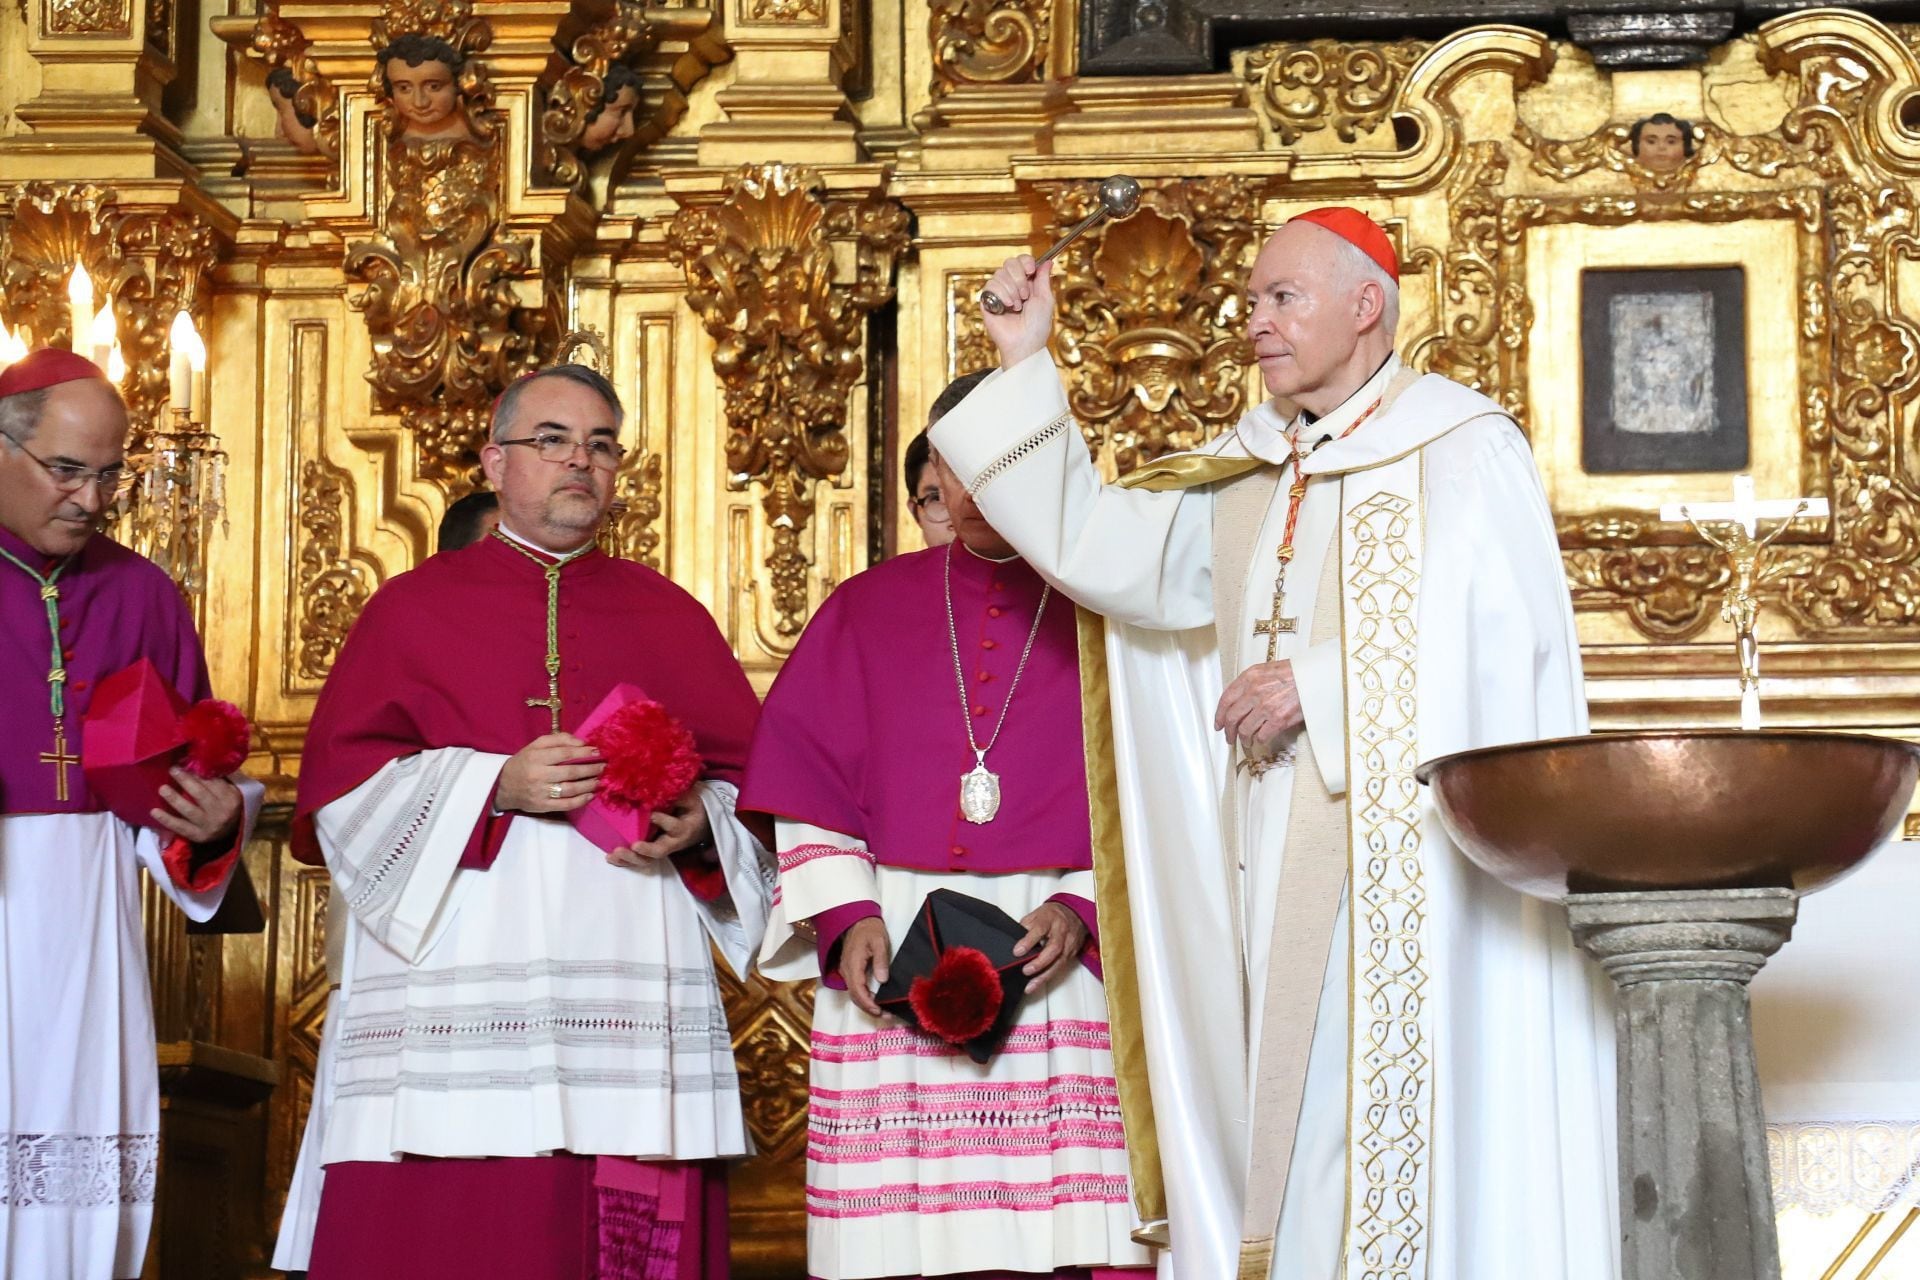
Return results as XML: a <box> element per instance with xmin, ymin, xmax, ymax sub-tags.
<box><xmin>0</xmin><ymin>348</ymin><xmax>107</xmax><ymax>398</ymax></box>
<box><xmin>1288</xmin><ymin>206</ymin><xmax>1399</xmax><ymax>282</ymax></box>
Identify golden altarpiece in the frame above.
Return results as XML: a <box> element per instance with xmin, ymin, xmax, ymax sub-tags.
<box><xmin>4</xmin><ymin>0</ymin><xmax>1920</xmax><ymax>1271</ymax></box>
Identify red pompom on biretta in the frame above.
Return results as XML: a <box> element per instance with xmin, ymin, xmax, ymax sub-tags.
<box><xmin>588</xmin><ymin>698</ymin><xmax>702</xmax><ymax>815</ymax></box>
<box><xmin>180</xmin><ymin>699</ymin><xmax>251</xmax><ymax>778</ymax></box>
<box><xmin>907</xmin><ymin>945</ymin><xmax>1005</xmax><ymax>1045</ymax></box>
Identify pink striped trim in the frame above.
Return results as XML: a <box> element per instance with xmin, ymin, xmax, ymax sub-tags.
<box><xmin>810</xmin><ymin>1074</ymin><xmax>1119</xmax><ymax>1113</ymax></box>
<box><xmin>807</xmin><ymin>1174</ymin><xmax>1132</xmax><ymax>1219</ymax></box>
<box><xmin>812</xmin><ymin>1020</ymin><xmax>1110</xmax><ymax>1063</ymax></box>
<box><xmin>809</xmin><ymin>1119</ymin><xmax>1128</xmax><ymax>1165</ymax></box>
<box><xmin>777</xmin><ymin>843</ymin><xmax>877</xmax><ymax>874</ymax></box>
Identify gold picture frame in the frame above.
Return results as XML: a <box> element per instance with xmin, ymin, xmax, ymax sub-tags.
<box><xmin>1511</xmin><ymin>192</ymin><xmax>1828</xmax><ymax>528</ymax></box>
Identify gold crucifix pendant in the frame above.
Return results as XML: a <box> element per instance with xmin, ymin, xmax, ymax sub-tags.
<box><xmin>40</xmin><ymin>720</ymin><xmax>79</xmax><ymax>803</ymax></box>
<box><xmin>1253</xmin><ymin>588</ymin><xmax>1297</xmax><ymax>663</ymax></box>
<box><xmin>527</xmin><ymin>692</ymin><xmax>563</xmax><ymax>735</ymax></box>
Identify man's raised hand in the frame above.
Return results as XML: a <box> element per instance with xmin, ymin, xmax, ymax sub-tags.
<box><xmin>980</xmin><ymin>255</ymin><xmax>1054</xmax><ymax>368</ymax></box>
<box><xmin>1215</xmin><ymin>660</ymin><xmax>1305</xmax><ymax>756</ymax></box>
<box><xmin>495</xmin><ymin>732</ymin><xmax>604</xmax><ymax>814</ymax></box>
<box><xmin>838</xmin><ymin>917</ymin><xmax>891</xmax><ymax>1018</ymax></box>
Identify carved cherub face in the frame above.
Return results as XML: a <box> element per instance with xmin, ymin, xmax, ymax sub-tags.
<box><xmin>388</xmin><ymin>59</ymin><xmax>458</xmax><ymax>132</ymax></box>
<box><xmin>1631</xmin><ymin>116</ymin><xmax>1692</xmax><ymax>172</ymax></box>
<box><xmin>580</xmin><ymin>85</ymin><xmax>639</xmax><ymax>152</ymax></box>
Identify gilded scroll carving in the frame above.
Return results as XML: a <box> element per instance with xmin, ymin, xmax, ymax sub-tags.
<box><xmin>1042</xmin><ymin>175</ymin><xmax>1259</xmax><ymax>474</ymax></box>
<box><xmin>602</xmin><ymin>452</ymin><xmax>666</xmax><ymax>567</ymax></box>
<box><xmin>249</xmin><ymin>11</ymin><xmax>341</xmax><ymax>159</ymax></box>
<box><xmin>0</xmin><ymin>183</ymin><xmax>217</xmax><ymax>453</ymax></box>
<box><xmin>540</xmin><ymin>0</ymin><xmax>652</xmax><ymax>190</ymax></box>
<box><xmin>344</xmin><ymin>0</ymin><xmax>552</xmax><ymax>483</ymax></box>
<box><xmin>1240</xmin><ymin>38</ymin><xmax>1428</xmax><ymax>147</ymax></box>
<box><xmin>945</xmin><ymin>270</ymin><xmax>996</xmax><ymax>379</ymax></box>
<box><xmin>296</xmin><ymin>458</ymin><xmax>377</xmax><ymax>680</ymax></box>
<box><xmin>745</xmin><ymin>0</ymin><xmax>824</xmax><ymax>23</ymax></box>
<box><xmin>668</xmin><ymin>164</ymin><xmax>909</xmax><ymax>635</ymax></box>
<box><xmin>1408</xmin><ymin>143</ymin><xmax>1509</xmax><ymax>402</ymax></box>
<box><xmin>929</xmin><ymin>0</ymin><xmax>1050</xmax><ymax>99</ymax></box>
<box><xmin>1514</xmin><ymin>116</ymin><xmax>1806</xmax><ymax>191</ymax></box>
<box><xmin>46</xmin><ymin>0</ymin><xmax>130</xmax><ymax>35</ymax></box>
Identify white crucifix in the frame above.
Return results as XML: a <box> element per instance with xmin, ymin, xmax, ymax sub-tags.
<box><xmin>1660</xmin><ymin>475</ymin><xmax>1831</xmax><ymax>731</ymax></box>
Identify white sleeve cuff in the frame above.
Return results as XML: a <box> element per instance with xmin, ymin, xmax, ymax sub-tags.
<box><xmin>1293</xmin><ymin>637</ymin><xmax>1348</xmax><ymax>797</ymax></box>
<box><xmin>927</xmin><ymin>349</ymin><xmax>1070</xmax><ymax>492</ymax></box>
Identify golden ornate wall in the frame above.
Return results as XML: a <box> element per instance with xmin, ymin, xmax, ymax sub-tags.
<box><xmin>5</xmin><ymin>1</ymin><xmax>1920</xmax><ymax>1273</ymax></box>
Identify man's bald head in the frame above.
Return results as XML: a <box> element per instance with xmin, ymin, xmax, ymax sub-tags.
<box><xmin>1243</xmin><ymin>219</ymin><xmax>1399</xmax><ymax>417</ymax></box>
<box><xmin>0</xmin><ymin>376</ymin><xmax>131</xmax><ymax>557</ymax></box>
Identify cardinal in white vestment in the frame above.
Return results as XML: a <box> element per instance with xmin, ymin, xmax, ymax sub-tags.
<box><xmin>931</xmin><ymin>208</ymin><xmax>1619</xmax><ymax>1280</ymax></box>
<box><xmin>0</xmin><ymin>348</ymin><xmax>261</xmax><ymax>1279</ymax></box>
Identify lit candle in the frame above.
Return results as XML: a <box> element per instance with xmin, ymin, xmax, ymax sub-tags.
<box><xmin>183</xmin><ymin>315</ymin><xmax>208</xmax><ymax>423</ymax></box>
<box><xmin>66</xmin><ymin>266</ymin><xmax>94</xmax><ymax>353</ymax></box>
<box><xmin>0</xmin><ymin>323</ymin><xmax>25</xmax><ymax>371</ymax></box>
<box><xmin>105</xmin><ymin>343</ymin><xmax>126</xmax><ymax>384</ymax></box>
<box><xmin>168</xmin><ymin>310</ymin><xmax>194</xmax><ymax>413</ymax></box>
<box><xmin>88</xmin><ymin>302</ymin><xmax>116</xmax><ymax>369</ymax></box>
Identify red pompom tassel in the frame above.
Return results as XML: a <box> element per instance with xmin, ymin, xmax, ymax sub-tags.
<box><xmin>179</xmin><ymin>699</ymin><xmax>251</xmax><ymax>778</ymax></box>
<box><xmin>908</xmin><ymin>946</ymin><xmax>1004</xmax><ymax>1045</ymax></box>
<box><xmin>586</xmin><ymin>700</ymin><xmax>702</xmax><ymax>814</ymax></box>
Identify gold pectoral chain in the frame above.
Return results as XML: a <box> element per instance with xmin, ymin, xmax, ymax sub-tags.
<box><xmin>0</xmin><ymin>545</ymin><xmax>77</xmax><ymax>801</ymax></box>
<box><xmin>1241</xmin><ymin>396</ymin><xmax>1384</xmax><ymax>778</ymax></box>
<box><xmin>490</xmin><ymin>530</ymin><xmax>580</xmax><ymax>735</ymax></box>
<box><xmin>1253</xmin><ymin>397</ymin><xmax>1384</xmax><ymax>663</ymax></box>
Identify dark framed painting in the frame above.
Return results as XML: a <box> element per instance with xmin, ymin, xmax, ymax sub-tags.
<box><xmin>1580</xmin><ymin>266</ymin><xmax>1749</xmax><ymax>474</ymax></box>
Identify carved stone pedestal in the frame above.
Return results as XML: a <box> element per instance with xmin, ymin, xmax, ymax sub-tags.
<box><xmin>1567</xmin><ymin>888</ymin><xmax>1798</xmax><ymax>1280</ymax></box>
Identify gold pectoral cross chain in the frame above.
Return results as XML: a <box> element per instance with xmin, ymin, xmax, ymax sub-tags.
<box><xmin>41</xmin><ymin>721</ymin><xmax>79</xmax><ymax>804</ymax></box>
<box><xmin>1254</xmin><ymin>396</ymin><xmax>1387</xmax><ymax>664</ymax></box>
<box><xmin>491</xmin><ymin>531</ymin><xmax>579</xmax><ymax>735</ymax></box>
<box><xmin>1254</xmin><ymin>465</ymin><xmax>1310</xmax><ymax>664</ymax></box>
<box><xmin>0</xmin><ymin>545</ymin><xmax>77</xmax><ymax>800</ymax></box>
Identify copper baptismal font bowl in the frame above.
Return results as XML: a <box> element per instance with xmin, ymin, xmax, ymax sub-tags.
<box><xmin>1415</xmin><ymin>730</ymin><xmax>1920</xmax><ymax>900</ymax></box>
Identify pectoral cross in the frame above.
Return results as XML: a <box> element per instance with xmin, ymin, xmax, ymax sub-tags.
<box><xmin>526</xmin><ymin>692</ymin><xmax>563</xmax><ymax>735</ymax></box>
<box><xmin>1253</xmin><ymin>582</ymin><xmax>1298</xmax><ymax>663</ymax></box>
<box><xmin>1660</xmin><ymin>474</ymin><xmax>1830</xmax><ymax>731</ymax></box>
<box><xmin>526</xmin><ymin>640</ymin><xmax>564</xmax><ymax>735</ymax></box>
<box><xmin>40</xmin><ymin>721</ymin><xmax>79</xmax><ymax>803</ymax></box>
<box><xmin>489</xmin><ymin>535</ymin><xmax>572</xmax><ymax>735</ymax></box>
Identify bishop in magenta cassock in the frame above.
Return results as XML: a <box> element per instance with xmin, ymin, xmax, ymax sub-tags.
<box><xmin>741</xmin><ymin>375</ymin><xmax>1160</xmax><ymax>1280</ymax></box>
<box><xmin>0</xmin><ymin>349</ymin><xmax>260</xmax><ymax>1280</ymax></box>
<box><xmin>293</xmin><ymin>363</ymin><xmax>774</xmax><ymax>1280</ymax></box>
<box><xmin>939</xmin><ymin>211</ymin><xmax>1618</xmax><ymax>1280</ymax></box>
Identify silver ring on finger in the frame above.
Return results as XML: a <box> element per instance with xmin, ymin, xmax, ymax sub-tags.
<box><xmin>548</xmin><ymin>782</ymin><xmax>564</xmax><ymax>800</ymax></box>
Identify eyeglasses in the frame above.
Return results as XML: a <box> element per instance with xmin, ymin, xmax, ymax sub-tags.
<box><xmin>7</xmin><ymin>438</ymin><xmax>132</xmax><ymax>498</ymax></box>
<box><xmin>497</xmin><ymin>431</ymin><xmax>627</xmax><ymax>470</ymax></box>
<box><xmin>910</xmin><ymin>492</ymin><xmax>950</xmax><ymax>522</ymax></box>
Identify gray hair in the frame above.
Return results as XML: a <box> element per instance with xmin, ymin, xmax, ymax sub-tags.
<box><xmin>1327</xmin><ymin>234</ymin><xmax>1401</xmax><ymax>339</ymax></box>
<box><xmin>489</xmin><ymin>363</ymin><xmax>625</xmax><ymax>442</ymax></box>
<box><xmin>0</xmin><ymin>389</ymin><xmax>49</xmax><ymax>447</ymax></box>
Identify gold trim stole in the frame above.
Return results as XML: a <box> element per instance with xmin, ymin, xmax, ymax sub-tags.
<box><xmin>1333</xmin><ymin>453</ymin><xmax>1432</xmax><ymax>1280</ymax></box>
<box><xmin>1076</xmin><ymin>606</ymin><xmax>1170</xmax><ymax>1246</ymax></box>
